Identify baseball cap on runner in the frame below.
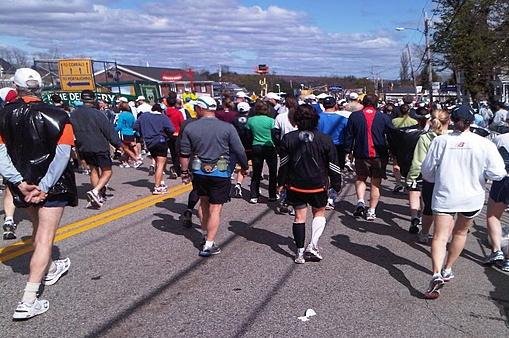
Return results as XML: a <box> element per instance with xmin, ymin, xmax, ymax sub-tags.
<box><xmin>81</xmin><ymin>90</ymin><xmax>95</xmax><ymax>102</ymax></box>
<box><xmin>0</xmin><ymin>87</ymin><xmax>17</xmax><ymax>103</ymax></box>
<box><xmin>236</xmin><ymin>92</ymin><xmax>248</xmax><ymax>98</ymax></box>
<box><xmin>237</xmin><ymin>102</ymin><xmax>251</xmax><ymax>113</ymax></box>
<box><xmin>118</xmin><ymin>97</ymin><xmax>128</xmax><ymax>103</ymax></box>
<box><xmin>349</xmin><ymin>92</ymin><xmax>359</xmax><ymax>100</ymax></box>
<box><xmin>316</xmin><ymin>93</ymin><xmax>330</xmax><ymax>99</ymax></box>
<box><xmin>136</xmin><ymin>95</ymin><xmax>146</xmax><ymax>101</ymax></box>
<box><xmin>194</xmin><ymin>96</ymin><xmax>217</xmax><ymax>111</ymax></box>
<box><xmin>451</xmin><ymin>105</ymin><xmax>475</xmax><ymax>123</ymax></box>
<box><xmin>323</xmin><ymin>96</ymin><xmax>336</xmax><ymax>108</ymax></box>
<box><xmin>265</xmin><ymin>92</ymin><xmax>281</xmax><ymax>101</ymax></box>
<box><xmin>13</xmin><ymin>68</ymin><xmax>42</xmax><ymax>89</ymax></box>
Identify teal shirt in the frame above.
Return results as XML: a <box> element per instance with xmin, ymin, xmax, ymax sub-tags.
<box><xmin>246</xmin><ymin>115</ymin><xmax>275</xmax><ymax>147</ymax></box>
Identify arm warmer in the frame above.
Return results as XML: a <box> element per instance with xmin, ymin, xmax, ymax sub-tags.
<box><xmin>0</xmin><ymin>144</ymin><xmax>23</xmax><ymax>183</ymax></box>
<box><xmin>39</xmin><ymin>144</ymin><xmax>71</xmax><ymax>193</ymax></box>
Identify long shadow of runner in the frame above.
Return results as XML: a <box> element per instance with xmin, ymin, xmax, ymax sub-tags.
<box><xmin>151</xmin><ymin>199</ymin><xmax>203</xmax><ymax>250</ymax></box>
<box><xmin>228</xmin><ymin>221</ymin><xmax>295</xmax><ymax>258</ymax></box>
<box><xmin>331</xmin><ymin>234</ymin><xmax>428</xmax><ymax>298</ymax></box>
<box><xmin>2</xmin><ymin>245</ymin><xmax>61</xmax><ymax>275</ymax></box>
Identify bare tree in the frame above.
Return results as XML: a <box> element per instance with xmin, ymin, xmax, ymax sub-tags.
<box><xmin>399</xmin><ymin>51</ymin><xmax>410</xmax><ymax>83</ymax></box>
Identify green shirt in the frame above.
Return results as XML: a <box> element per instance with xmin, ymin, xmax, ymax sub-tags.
<box><xmin>246</xmin><ymin>115</ymin><xmax>275</xmax><ymax>147</ymax></box>
<box><xmin>407</xmin><ymin>131</ymin><xmax>437</xmax><ymax>181</ymax></box>
<box><xmin>392</xmin><ymin>115</ymin><xmax>418</xmax><ymax>129</ymax></box>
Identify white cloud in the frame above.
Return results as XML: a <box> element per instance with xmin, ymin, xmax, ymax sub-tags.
<box><xmin>0</xmin><ymin>0</ymin><xmax>403</xmax><ymax>76</ymax></box>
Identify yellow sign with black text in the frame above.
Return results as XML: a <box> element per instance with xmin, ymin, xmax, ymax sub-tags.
<box><xmin>58</xmin><ymin>59</ymin><xmax>96</xmax><ymax>92</ymax></box>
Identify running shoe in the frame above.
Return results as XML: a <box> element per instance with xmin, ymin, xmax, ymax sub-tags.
<box><xmin>13</xmin><ymin>299</ymin><xmax>49</xmax><ymax>320</ymax></box>
<box><xmin>393</xmin><ymin>184</ymin><xmax>405</xmax><ymax>194</ymax></box>
<box><xmin>249</xmin><ymin>198</ymin><xmax>258</xmax><ymax>204</ymax></box>
<box><xmin>366</xmin><ymin>209</ymin><xmax>377</xmax><ymax>222</ymax></box>
<box><xmin>119</xmin><ymin>163</ymin><xmax>130</xmax><ymax>168</ymax></box>
<box><xmin>288</xmin><ymin>206</ymin><xmax>295</xmax><ymax>216</ymax></box>
<box><xmin>268</xmin><ymin>195</ymin><xmax>279</xmax><ymax>202</ymax></box>
<box><xmin>133</xmin><ymin>160</ymin><xmax>143</xmax><ymax>169</ymax></box>
<box><xmin>181</xmin><ymin>209</ymin><xmax>193</xmax><ymax>228</ymax></box>
<box><xmin>417</xmin><ymin>232</ymin><xmax>432</xmax><ymax>245</ymax></box>
<box><xmin>44</xmin><ymin>258</ymin><xmax>71</xmax><ymax>286</ymax></box>
<box><xmin>3</xmin><ymin>219</ymin><xmax>17</xmax><ymax>240</ymax></box>
<box><xmin>86</xmin><ymin>190</ymin><xmax>103</xmax><ymax>208</ymax></box>
<box><xmin>305</xmin><ymin>245</ymin><xmax>323</xmax><ymax>261</ymax></box>
<box><xmin>233</xmin><ymin>183</ymin><xmax>242</xmax><ymax>198</ymax></box>
<box><xmin>353</xmin><ymin>202</ymin><xmax>365</xmax><ymax>218</ymax></box>
<box><xmin>441</xmin><ymin>268</ymin><xmax>454</xmax><ymax>282</ymax></box>
<box><xmin>152</xmin><ymin>186</ymin><xmax>168</xmax><ymax>195</ymax></box>
<box><xmin>500</xmin><ymin>259</ymin><xmax>509</xmax><ymax>272</ymax></box>
<box><xmin>199</xmin><ymin>243</ymin><xmax>221</xmax><ymax>257</ymax></box>
<box><xmin>325</xmin><ymin>199</ymin><xmax>335</xmax><ymax>211</ymax></box>
<box><xmin>276</xmin><ymin>203</ymin><xmax>289</xmax><ymax>214</ymax></box>
<box><xmin>424</xmin><ymin>275</ymin><xmax>445</xmax><ymax>299</ymax></box>
<box><xmin>409</xmin><ymin>217</ymin><xmax>421</xmax><ymax>234</ymax></box>
<box><xmin>294</xmin><ymin>252</ymin><xmax>305</xmax><ymax>264</ymax></box>
<box><xmin>485</xmin><ymin>250</ymin><xmax>505</xmax><ymax>265</ymax></box>
<box><xmin>148</xmin><ymin>165</ymin><xmax>155</xmax><ymax>176</ymax></box>
<box><xmin>345</xmin><ymin>161</ymin><xmax>354</xmax><ymax>172</ymax></box>
<box><xmin>168</xmin><ymin>166</ymin><xmax>178</xmax><ymax>179</ymax></box>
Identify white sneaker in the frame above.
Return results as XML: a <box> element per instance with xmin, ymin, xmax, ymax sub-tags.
<box><xmin>305</xmin><ymin>244</ymin><xmax>323</xmax><ymax>260</ymax></box>
<box><xmin>13</xmin><ymin>299</ymin><xmax>49</xmax><ymax>320</ymax></box>
<box><xmin>44</xmin><ymin>258</ymin><xmax>71</xmax><ymax>286</ymax></box>
<box><xmin>294</xmin><ymin>252</ymin><xmax>305</xmax><ymax>264</ymax></box>
<box><xmin>249</xmin><ymin>198</ymin><xmax>258</xmax><ymax>204</ymax></box>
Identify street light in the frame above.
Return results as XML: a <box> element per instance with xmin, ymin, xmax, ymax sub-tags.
<box><xmin>276</xmin><ymin>83</ymin><xmax>281</xmax><ymax>93</ymax></box>
<box><xmin>395</xmin><ymin>14</ymin><xmax>433</xmax><ymax>105</ymax></box>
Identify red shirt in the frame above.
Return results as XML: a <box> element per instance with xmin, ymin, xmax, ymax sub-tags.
<box><xmin>165</xmin><ymin>107</ymin><xmax>184</xmax><ymax>134</ymax></box>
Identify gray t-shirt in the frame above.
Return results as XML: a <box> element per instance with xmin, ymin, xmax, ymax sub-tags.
<box><xmin>180</xmin><ymin>116</ymin><xmax>248</xmax><ymax>169</ymax></box>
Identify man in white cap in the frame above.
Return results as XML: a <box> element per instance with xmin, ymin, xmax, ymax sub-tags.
<box><xmin>265</xmin><ymin>92</ymin><xmax>282</xmax><ymax>117</ymax></box>
<box><xmin>346</xmin><ymin>92</ymin><xmax>363</xmax><ymax>112</ymax></box>
<box><xmin>136</xmin><ymin>95</ymin><xmax>152</xmax><ymax>117</ymax></box>
<box><xmin>0</xmin><ymin>68</ymin><xmax>77</xmax><ymax>319</ymax></box>
<box><xmin>235</xmin><ymin>92</ymin><xmax>248</xmax><ymax>104</ymax></box>
<box><xmin>179</xmin><ymin>96</ymin><xmax>248</xmax><ymax>257</ymax></box>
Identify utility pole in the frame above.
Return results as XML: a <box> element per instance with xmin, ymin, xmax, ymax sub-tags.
<box><xmin>425</xmin><ymin>11</ymin><xmax>433</xmax><ymax>105</ymax></box>
<box><xmin>407</xmin><ymin>44</ymin><xmax>418</xmax><ymax>100</ymax></box>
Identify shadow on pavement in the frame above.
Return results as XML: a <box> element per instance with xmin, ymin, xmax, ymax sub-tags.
<box><xmin>228</xmin><ymin>220</ymin><xmax>295</xmax><ymax>258</ymax></box>
<box><xmin>331</xmin><ymin>234</ymin><xmax>427</xmax><ymax>298</ymax></box>
<box><xmin>83</xmin><ymin>207</ymin><xmax>273</xmax><ymax>338</ymax></box>
<box><xmin>485</xmin><ymin>266</ymin><xmax>509</xmax><ymax>328</ymax></box>
<box><xmin>123</xmin><ymin>179</ymin><xmax>153</xmax><ymax>190</ymax></box>
<box><xmin>2</xmin><ymin>245</ymin><xmax>61</xmax><ymax>276</ymax></box>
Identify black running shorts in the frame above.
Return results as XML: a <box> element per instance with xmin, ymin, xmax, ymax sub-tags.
<box><xmin>192</xmin><ymin>174</ymin><xmax>231</xmax><ymax>204</ymax></box>
<box><xmin>286</xmin><ymin>190</ymin><xmax>328</xmax><ymax>209</ymax></box>
<box><xmin>148</xmin><ymin>142</ymin><xmax>168</xmax><ymax>158</ymax></box>
<box><xmin>489</xmin><ymin>177</ymin><xmax>509</xmax><ymax>205</ymax></box>
<box><xmin>421</xmin><ymin>180</ymin><xmax>434</xmax><ymax>216</ymax></box>
<box><xmin>80</xmin><ymin>151</ymin><xmax>112</xmax><ymax>169</ymax></box>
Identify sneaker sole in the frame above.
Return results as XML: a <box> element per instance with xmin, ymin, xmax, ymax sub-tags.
<box><xmin>44</xmin><ymin>259</ymin><xmax>71</xmax><ymax>286</ymax></box>
<box><xmin>3</xmin><ymin>231</ymin><xmax>16</xmax><ymax>240</ymax></box>
<box><xmin>425</xmin><ymin>280</ymin><xmax>445</xmax><ymax>299</ymax></box>
<box><xmin>86</xmin><ymin>192</ymin><xmax>102</xmax><ymax>208</ymax></box>
<box><xmin>305</xmin><ymin>252</ymin><xmax>323</xmax><ymax>261</ymax></box>
<box><xmin>199</xmin><ymin>250</ymin><xmax>221</xmax><ymax>257</ymax></box>
<box><xmin>13</xmin><ymin>300</ymin><xmax>49</xmax><ymax>320</ymax></box>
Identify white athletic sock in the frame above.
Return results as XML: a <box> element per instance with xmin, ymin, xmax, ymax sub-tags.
<box><xmin>297</xmin><ymin>248</ymin><xmax>305</xmax><ymax>255</ymax></box>
<box><xmin>442</xmin><ymin>267</ymin><xmax>452</xmax><ymax>274</ymax></box>
<box><xmin>204</xmin><ymin>240</ymin><xmax>214</xmax><ymax>250</ymax></box>
<box><xmin>21</xmin><ymin>282</ymin><xmax>40</xmax><ymax>304</ymax></box>
<box><xmin>92</xmin><ymin>189</ymin><xmax>99</xmax><ymax>195</ymax></box>
<box><xmin>357</xmin><ymin>199</ymin><xmax>365</xmax><ymax>205</ymax></box>
<box><xmin>48</xmin><ymin>261</ymin><xmax>57</xmax><ymax>274</ymax></box>
<box><xmin>5</xmin><ymin>216</ymin><xmax>13</xmax><ymax>222</ymax></box>
<box><xmin>432</xmin><ymin>272</ymin><xmax>442</xmax><ymax>279</ymax></box>
<box><xmin>311</xmin><ymin>216</ymin><xmax>326</xmax><ymax>248</ymax></box>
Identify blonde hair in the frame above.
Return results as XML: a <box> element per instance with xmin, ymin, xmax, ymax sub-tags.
<box><xmin>430</xmin><ymin>109</ymin><xmax>450</xmax><ymax>135</ymax></box>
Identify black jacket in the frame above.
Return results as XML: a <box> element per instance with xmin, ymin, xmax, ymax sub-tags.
<box><xmin>278</xmin><ymin>129</ymin><xmax>341</xmax><ymax>192</ymax></box>
<box><xmin>0</xmin><ymin>98</ymin><xmax>78</xmax><ymax>207</ymax></box>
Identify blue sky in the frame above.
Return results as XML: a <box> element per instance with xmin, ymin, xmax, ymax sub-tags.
<box><xmin>0</xmin><ymin>0</ymin><xmax>434</xmax><ymax>78</ymax></box>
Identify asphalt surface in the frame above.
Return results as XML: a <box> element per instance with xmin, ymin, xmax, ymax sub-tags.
<box><xmin>0</xmin><ymin>159</ymin><xmax>508</xmax><ymax>337</ymax></box>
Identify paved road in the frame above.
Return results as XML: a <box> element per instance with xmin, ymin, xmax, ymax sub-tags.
<box><xmin>0</xmin><ymin>160</ymin><xmax>508</xmax><ymax>337</ymax></box>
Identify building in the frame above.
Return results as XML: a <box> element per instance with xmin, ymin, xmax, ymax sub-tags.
<box><xmin>493</xmin><ymin>70</ymin><xmax>509</xmax><ymax>103</ymax></box>
<box><xmin>94</xmin><ymin>64</ymin><xmax>214</xmax><ymax>102</ymax></box>
<box><xmin>0</xmin><ymin>58</ymin><xmax>16</xmax><ymax>88</ymax></box>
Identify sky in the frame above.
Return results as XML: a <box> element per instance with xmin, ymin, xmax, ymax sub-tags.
<box><xmin>0</xmin><ymin>0</ymin><xmax>433</xmax><ymax>78</ymax></box>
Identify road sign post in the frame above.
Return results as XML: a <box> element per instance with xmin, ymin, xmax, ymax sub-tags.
<box><xmin>58</xmin><ymin>59</ymin><xmax>96</xmax><ymax>92</ymax></box>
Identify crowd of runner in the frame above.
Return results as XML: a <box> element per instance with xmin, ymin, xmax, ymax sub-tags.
<box><xmin>0</xmin><ymin>68</ymin><xmax>508</xmax><ymax>319</ymax></box>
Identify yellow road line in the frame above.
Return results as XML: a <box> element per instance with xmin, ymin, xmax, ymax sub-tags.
<box><xmin>0</xmin><ymin>183</ymin><xmax>192</xmax><ymax>263</ymax></box>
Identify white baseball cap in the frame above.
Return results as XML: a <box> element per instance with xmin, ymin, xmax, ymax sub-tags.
<box><xmin>349</xmin><ymin>92</ymin><xmax>359</xmax><ymax>100</ymax></box>
<box><xmin>118</xmin><ymin>97</ymin><xmax>128</xmax><ymax>103</ymax></box>
<box><xmin>265</xmin><ymin>92</ymin><xmax>281</xmax><ymax>101</ymax></box>
<box><xmin>136</xmin><ymin>95</ymin><xmax>146</xmax><ymax>101</ymax></box>
<box><xmin>237</xmin><ymin>102</ymin><xmax>251</xmax><ymax>113</ymax></box>
<box><xmin>194</xmin><ymin>96</ymin><xmax>217</xmax><ymax>111</ymax></box>
<box><xmin>13</xmin><ymin>68</ymin><xmax>42</xmax><ymax>89</ymax></box>
<box><xmin>316</xmin><ymin>93</ymin><xmax>330</xmax><ymax>99</ymax></box>
<box><xmin>236</xmin><ymin>92</ymin><xmax>248</xmax><ymax>98</ymax></box>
